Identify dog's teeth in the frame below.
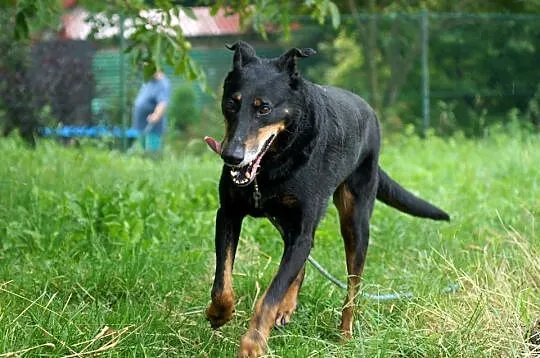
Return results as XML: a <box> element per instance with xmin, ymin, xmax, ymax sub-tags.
<box><xmin>245</xmin><ymin>172</ymin><xmax>251</xmax><ymax>179</ymax></box>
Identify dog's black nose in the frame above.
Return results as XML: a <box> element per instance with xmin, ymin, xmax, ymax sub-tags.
<box><xmin>221</xmin><ymin>146</ymin><xmax>244</xmax><ymax>166</ymax></box>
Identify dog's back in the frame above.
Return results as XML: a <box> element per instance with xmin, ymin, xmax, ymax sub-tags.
<box><xmin>298</xmin><ymin>83</ymin><xmax>381</xmax><ymax>187</ymax></box>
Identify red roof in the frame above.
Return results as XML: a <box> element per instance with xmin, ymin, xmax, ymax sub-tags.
<box><xmin>60</xmin><ymin>6</ymin><xmax>242</xmax><ymax>40</ymax></box>
<box><xmin>179</xmin><ymin>7</ymin><xmax>241</xmax><ymax>37</ymax></box>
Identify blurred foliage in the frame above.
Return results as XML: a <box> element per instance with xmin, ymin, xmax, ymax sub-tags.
<box><xmin>2</xmin><ymin>0</ymin><xmax>539</xmax><ymax>141</ymax></box>
<box><xmin>296</xmin><ymin>0</ymin><xmax>540</xmax><ymax>136</ymax></box>
<box><xmin>526</xmin><ymin>83</ymin><xmax>540</xmax><ymax>129</ymax></box>
<box><xmin>4</xmin><ymin>0</ymin><xmax>340</xmax><ymax>86</ymax></box>
<box><xmin>330</xmin><ymin>0</ymin><xmax>540</xmax><ymax>13</ymax></box>
<box><xmin>101</xmin><ymin>84</ymin><xmax>140</xmax><ymax>127</ymax></box>
<box><xmin>0</xmin><ymin>8</ymin><xmax>39</xmax><ymax>146</ymax></box>
<box><xmin>303</xmin><ymin>11</ymin><xmax>540</xmax><ymax>136</ymax></box>
<box><xmin>1</xmin><ymin>0</ymin><xmax>340</xmax><ymax>145</ymax></box>
<box><xmin>0</xmin><ymin>32</ymin><xmax>96</xmax><ymax>146</ymax></box>
<box><xmin>168</xmin><ymin>85</ymin><xmax>200</xmax><ymax>131</ymax></box>
<box><xmin>32</xmin><ymin>41</ymin><xmax>96</xmax><ymax>125</ymax></box>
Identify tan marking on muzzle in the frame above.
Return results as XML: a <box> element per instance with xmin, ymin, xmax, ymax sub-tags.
<box><xmin>245</xmin><ymin>121</ymin><xmax>286</xmax><ymax>153</ymax></box>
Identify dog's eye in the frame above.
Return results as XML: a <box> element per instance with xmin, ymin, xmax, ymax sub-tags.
<box><xmin>257</xmin><ymin>105</ymin><xmax>272</xmax><ymax>116</ymax></box>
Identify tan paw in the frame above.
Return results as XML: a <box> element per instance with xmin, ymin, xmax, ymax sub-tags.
<box><xmin>274</xmin><ymin>296</ymin><xmax>297</xmax><ymax>327</ymax></box>
<box><xmin>238</xmin><ymin>331</ymin><xmax>266</xmax><ymax>358</ymax></box>
<box><xmin>339</xmin><ymin>321</ymin><xmax>353</xmax><ymax>340</ymax></box>
<box><xmin>206</xmin><ymin>295</ymin><xmax>235</xmax><ymax>329</ymax></box>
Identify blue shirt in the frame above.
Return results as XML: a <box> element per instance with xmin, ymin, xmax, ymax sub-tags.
<box><xmin>132</xmin><ymin>76</ymin><xmax>171</xmax><ymax>134</ymax></box>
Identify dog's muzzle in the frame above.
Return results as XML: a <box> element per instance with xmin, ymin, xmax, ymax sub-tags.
<box><xmin>204</xmin><ymin>135</ymin><xmax>276</xmax><ymax>186</ymax></box>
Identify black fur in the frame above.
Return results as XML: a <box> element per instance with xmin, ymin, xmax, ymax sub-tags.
<box><xmin>206</xmin><ymin>41</ymin><xmax>449</xmax><ymax>357</ymax></box>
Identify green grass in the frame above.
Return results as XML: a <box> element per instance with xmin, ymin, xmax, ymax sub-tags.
<box><xmin>0</xmin><ymin>130</ymin><xmax>538</xmax><ymax>357</ymax></box>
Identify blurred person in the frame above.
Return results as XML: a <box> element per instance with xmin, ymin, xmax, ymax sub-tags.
<box><xmin>132</xmin><ymin>70</ymin><xmax>170</xmax><ymax>155</ymax></box>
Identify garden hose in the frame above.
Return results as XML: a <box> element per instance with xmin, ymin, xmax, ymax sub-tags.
<box><xmin>307</xmin><ymin>255</ymin><xmax>460</xmax><ymax>301</ymax></box>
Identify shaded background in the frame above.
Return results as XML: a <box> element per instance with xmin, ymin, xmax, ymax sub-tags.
<box><xmin>1</xmin><ymin>1</ymin><xmax>539</xmax><ymax>147</ymax></box>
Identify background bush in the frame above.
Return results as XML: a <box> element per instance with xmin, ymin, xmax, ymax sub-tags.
<box><xmin>168</xmin><ymin>85</ymin><xmax>200</xmax><ymax>132</ymax></box>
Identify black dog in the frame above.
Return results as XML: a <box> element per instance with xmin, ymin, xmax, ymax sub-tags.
<box><xmin>204</xmin><ymin>41</ymin><xmax>449</xmax><ymax>357</ymax></box>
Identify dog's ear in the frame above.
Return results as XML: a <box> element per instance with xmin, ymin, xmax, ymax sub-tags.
<box><xmin>226</xmin><ymin>41</ymin><xmax>257</xmax><ymax>70</ymax></box>
<box><xmin>276</xmin><ymin>47</ymin><xmax>316</xmax><ymax>77</ymax></box>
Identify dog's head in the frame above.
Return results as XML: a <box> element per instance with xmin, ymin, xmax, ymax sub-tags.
<box><xmin>207</xmin><ymin>41</ymin><xmax>316</xmax><ymax>186</ymax></box>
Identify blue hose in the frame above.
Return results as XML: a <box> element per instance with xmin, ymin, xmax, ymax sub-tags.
<box><xmin>307</xmin><ymin>255</ymin><xmax>459</xmax><ymax>301</ymax></box>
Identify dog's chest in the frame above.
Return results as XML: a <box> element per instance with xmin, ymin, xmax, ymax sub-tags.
<box><xmin>238</xmin><ymin>185</ymin><xmax>301</xmax><ymax>218</ymax></box>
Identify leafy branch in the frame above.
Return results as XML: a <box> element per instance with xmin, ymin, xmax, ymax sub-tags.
<box><xmin>6</xmin><ymin>0</ymin><xmax>340</xmax><ymax>85</ymax></box>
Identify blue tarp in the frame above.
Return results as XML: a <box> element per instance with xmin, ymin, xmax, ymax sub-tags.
<box><xmin>40</xmin><ymin>126</ymin><xmax>141</xmax><ymax>139</ymax></box>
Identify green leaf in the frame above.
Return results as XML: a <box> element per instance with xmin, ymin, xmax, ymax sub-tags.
<box><xmin>14</xmin><ymin>11</ymin><xmax>29</xmax><ymax>40</ymax></box>
<box><xmin>174</xmin><ymin>55</ymin><xmax>186</xmax><ymax>75</ymax></box>
<box><xmin>153</xmin><ymin>34</ymin><xmax>162</xmax><ymax>71</ymax></box>
<box><xmin>181</xmin><ymin>6</ymin><xmax>197</xmax><ymax>20</ymax></box>
<box><xmin>329</xmin><ymin>2</ymin><xmax>341</xmax><ymax>29</ymax></box>
<box><xmin>164</xmin><ymin>33</ymin><xmax>180</xmax><ymax>50</ymax></box>
<box><xmin>210</xmin><ymin>1</ymin><xmax>224</xmax><ymax>16</ymax></box>
<box><xmin>22</xmin><ymin>2</ymin><xmax>38</xmax><ymax>18</ymax></box>
<box><xmin>143</xmin><ymin>60</ymin><xmax>157</xmax><ymax>81</ymax></box>
<box><xmin>185</xmin><ymin>57</ymin><xmax>197</xmax><ymax>81</ymax></box>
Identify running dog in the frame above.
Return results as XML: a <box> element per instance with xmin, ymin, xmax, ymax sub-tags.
<box><xmin>204</xmin><ymin>41</ymin><xmax>449</xmax><ymax>357</ymax></box>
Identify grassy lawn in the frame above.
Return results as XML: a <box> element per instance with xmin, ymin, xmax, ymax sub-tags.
<box><xmin>0</xmin><ymin>130</ymin><xmax>538</xmax><ymax>357</ymax></box>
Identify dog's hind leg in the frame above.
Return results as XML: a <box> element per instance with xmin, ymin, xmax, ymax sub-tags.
<box><xmin>206</xmin><ymin>207</ymin><xmax>244</xmax><ymax>329</ymax></box>
<box><xmin>333</xmin><ymin>157</ymin><xmax>378</xmax><ymax>338</ymax></box>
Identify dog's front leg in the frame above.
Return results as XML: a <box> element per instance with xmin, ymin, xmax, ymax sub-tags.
<box><xmin>238</xmin><ymin>230</ymin><xmax>313</xmax><ymax>357</ymax></box>
<box><xmin>206</xmin><ymin>207</ymin><xmax>244</xmax><ymax>329</ymax></box>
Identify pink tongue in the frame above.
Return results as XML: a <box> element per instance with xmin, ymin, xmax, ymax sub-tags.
<box><xmin>204</xmin><ymin>136</ymin><xmax>222</xmax><ymax>154</ymax></box>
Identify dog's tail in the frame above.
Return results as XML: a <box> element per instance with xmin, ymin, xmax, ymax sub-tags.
<box><xmin>376</xmin><ymin>167</ymin><xmax>450</xmax><ymax>221</ymax></box>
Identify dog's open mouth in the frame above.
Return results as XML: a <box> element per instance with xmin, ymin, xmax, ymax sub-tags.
<box><xmin>204</xmin><ymin>134</ymin><xmax>276</xmax><ymax>187</ymax></box>
<box><xmin>229</xmin><ymin>135</ymin><xmax>275</xmax><ymax>186</ymax></box>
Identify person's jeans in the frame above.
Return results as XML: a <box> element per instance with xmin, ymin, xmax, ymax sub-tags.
<box><xmin>141</xmin><ymin>133</ymin><xmax>162</xmax><ymax>152</ymax></box>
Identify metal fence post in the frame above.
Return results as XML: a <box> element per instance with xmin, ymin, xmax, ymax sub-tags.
<box><xmin>119</xmin><ymin>14</ymin><xmax>126</xmax><ymax>151</ymax></box>
<box><xmin>421</xmin><ymin>9</ymin><xmax>430</xmax><ymax>137</ymax></box>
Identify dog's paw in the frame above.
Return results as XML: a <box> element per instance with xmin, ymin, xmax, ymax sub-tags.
<box><xmin>339</xmin><ymin>322</ymin><xmax>353</xmax><ymax>340</ymax></box>
<box><xmin>206</xmin><ymin>297</ymin><xmax>235</xmax><ymax>329</ymax></box>
<box><xmin>238</xmin><ymin>331</ymin><xmax>266</xmax><ymax>358</ymax></box>
<box><xmin>274</xmin><ymin>295</ymin><xmax>298</xmax><ymax>327</ymax></box>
